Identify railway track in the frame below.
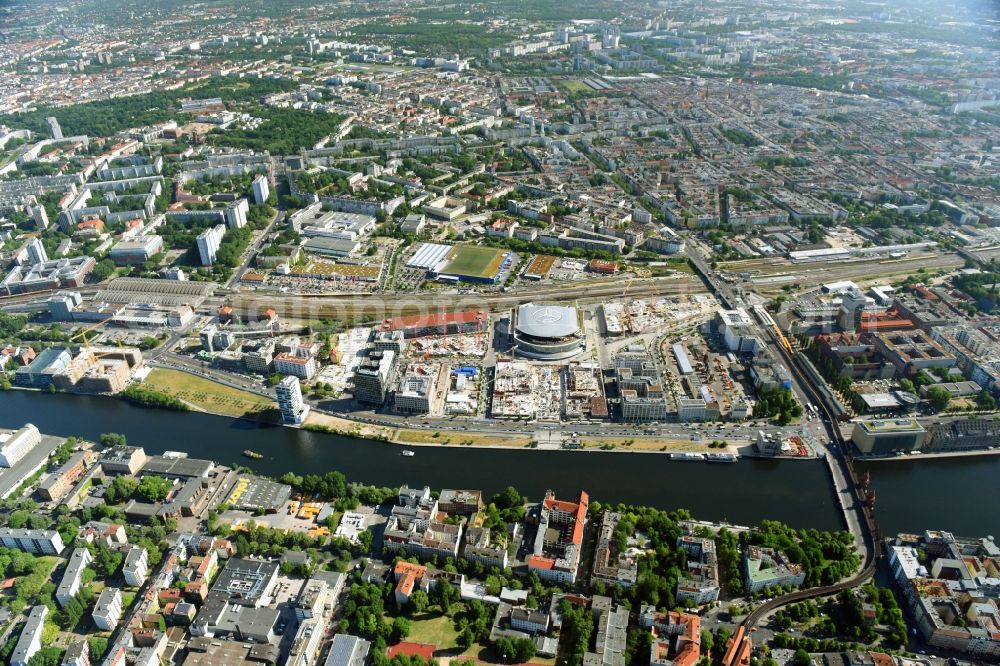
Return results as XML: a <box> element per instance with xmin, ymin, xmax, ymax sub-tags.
<box><xmin>742</xmin><ymin>556</ymin><xmax>878</xmax><ymax>628</ymax></box>
<box><xmin>688</xmin><ymin>243</ymin><xmax>882</xmax><ymax>633</ymax></box>
<box><xmin>217</xmin><ymin>277</ymin><xmax>707</xmax><ymax>319</ymax></box>
<box><xmin>0</xmin><ymin>287</ymin><xmax>100</xmax><ymax>308</ymax></box>
<box><xmin>737</xmin><ymin>329</ymin><xmax>883</xmax><ymax>630</ymax></box>
<box><xmin>730</xmin><ymin>251</ymin><xmax>963</xmax><ymax>279</ymax></box>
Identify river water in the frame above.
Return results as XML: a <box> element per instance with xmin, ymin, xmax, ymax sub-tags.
<box><xmin>855</xmin><ymin>455</ymin><xmax>1000</xmax><ymax>538</ymax></box>
<box><xmin>1</xmin><ymin>391</ymin><xmax>996</xmax><ymax>535</ymax></box>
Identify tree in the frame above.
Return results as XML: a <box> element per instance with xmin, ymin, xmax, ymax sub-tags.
<box><xmin>137</xmin><ymin>476</ymin><xmax>173</xmax><ymax>502</ymax></box>
<box><xmin>91</xmin><ymin>259</ymin><xmax>116</xmax><ymax>282</ymax></box>
<box><xmin>40</xmin><ymin>620</ymin><xmax>59</xmax><ymax>645</ymax></box>
<box><xmin>408</xmin><ymin>589</ymin><xmax>429</xmax><ymax>614</ymax></box>
<box><xmin>793</xmin><ymin>648</ymin><xmax>812</xmax><ymax>666</ymax></box>
<box><xmin>356</xmin><ymin>530</ymin><xmax>374</xmax><ymax>555</ymax></box>
<box><xmin>94</xmin><ymin>544</ymin><xmax>124</xmax><ymax>577</ymax></box>
<box><xmin>120</xmin><ymin>384</ymin><xmax>188</xmax><ymax>411</ymax></box>
<box><xmin>138</xmin><ymin>336</ymin><xmax>160</xmax><ymax>351</ymax></box>
<box><xmin>88</xmin><ymin>638</ymin><xmax>109</xmax><ymax>661</ymax></box>
<box><xmin>0</xmin><ymin>313</ymin><xmax>28</xmax><ymax>338</ymax></box>
<box><xmin>431</xmin><ymin>577</ymin><xmax>459</xmax><ymax>614</ymax></box>
<box><xmin>495</xmin><ymin>637</ymin><xmax>536</xmax><ymax>663</ymax></box>
<box><xmin>717</xmin><ymin>528</ymin><xmax>744</xmax><ymax>594</ymax></box>
<box><xmin>99</xmin><ymin>433</ymin><xmax>128</xmax><ymax>448</ymax></box>
<box><xmin>925</xmin><ymin>386</ymin><xmax>951</xmax><ymax>411</ymax></box>
<box><xmin>484</xmin><ymin>574</ymin><xmax>504</xmax><ymax>596</ymax></box>
<box><xmin>560</xmin><ymin>600</ymin><xmax>595</xmax><ymax>666</ymax></box>
<box><xmin>391</xmin><ymin>616</ymin><xmax>411</xmax><ymax>642</ymax></box>
<box><xmin>57</xmin><ymin>586</ymin><xmax>95</xmax><ymax>630</ymax></box>
<box><xmin>104</xmin><ymin>476</ymin><xmax>139</xmax><ymax>504</ymax></box>
<box><xmin>27</xmin><ymin>647</ymin><xmax>63</xmax><ymax>666</ymax></box>
<box><xmin>700</xmin><ymin>630</ymin><xmax>714</xmax><ymax>654</ymax></box>
<box><xmin>457</xmin><ymin>627</ymin><xmax>474</xmax><ymax>648</ymax></box>
<box><xmin>491</xmin><ymin>486</ymin><xmax>523</xmax><ymax>510</ymax></box>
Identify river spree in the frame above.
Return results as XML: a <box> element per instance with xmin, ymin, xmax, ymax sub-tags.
<box><xmin>0</xmin><ymin>391</ymin><xmax>841</xmax><ymax>530</ymax></box>
<box><xmin>2</xmin><ymin>391</ymin><xmax>996</xmax><ymax>535</ymax></box>
<box><xmin>855</xmin><ymin>455</ymin><xmax>1000</xmax><ymax>538</ymax></box>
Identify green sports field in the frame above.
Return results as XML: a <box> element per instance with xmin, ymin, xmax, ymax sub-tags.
<box><xmin>442</xmin><ymin>245</ymin><xmax>508</xmax><ymax>279</ymax></box>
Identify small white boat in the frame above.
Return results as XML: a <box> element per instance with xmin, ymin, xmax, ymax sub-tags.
<box><xmin>401</xmin><ymin>450</ymin><xmax>415</xmax><ymax>457</ymax></box>
<box><xmin>671</xmin><ymin>452</ymin><xmax>706</xmax><ymax>461</ymax></box>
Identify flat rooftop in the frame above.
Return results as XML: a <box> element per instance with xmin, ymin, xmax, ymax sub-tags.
<box><xmin>857</xmin><ymin>419</ymin><xmax>924</xmax><ymax>433</ymax></box>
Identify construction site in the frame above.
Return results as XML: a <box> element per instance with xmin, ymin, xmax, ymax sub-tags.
<box><xmin>654</xmin><ymin>332</ymin><xmax>756</xmax><ymax>422</ymax></box>
<box><xmin>11</xmin><ymin>313</ymin><xmax>146</xmax><ymax>395</ymax></box>
<box><xmin>346</xmin><ymin>310</ymin><xmax>495</xmax><ymax>417</ymax></box>
<box><xmin>601</xmin><ymin>294</ymin><xmax>718</xmax><ymax>336</ymax></box>
<box><xmin>490</xmin><ymin>358</ymin><xmax>563</xmax><ymax>421</ymax></box>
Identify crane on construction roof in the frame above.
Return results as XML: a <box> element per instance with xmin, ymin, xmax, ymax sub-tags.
<box><xmin>69</xmin><ymin>315</ymin><xmax>115</xmax><ymax>347</ymax></box>
<box><xmin>68</xmin><ymin>315</ymin><xmax>121</xmax><ymax>360</ymax></box>
<box><xmin>622</xmin><ymin>276</ymin><xmax>634</xmax><ymax>298</ymax></box>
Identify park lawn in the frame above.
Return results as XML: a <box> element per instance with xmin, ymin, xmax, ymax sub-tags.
<box><xmin>406</xmin><ymin>610</ymin><xmax>559</xmax><ymax>664</ymax></box>
<box><xmin>394</xmin><ymin>429</ymin><xmax>531</xmax><ymax>448</ymax></box>
<box><xmin>580</xmin><ymin>437</ymin><xmax>747</xmax><ymax>453</ymax></box>
<box><xmin>36</xmin><ymin>556</ymin><xmax>59</xmax><ymax>576</ymax></box>
<box><xmin>303</xmin><ymin>412</ymin><xmax>393</xmax><ymax>440</ymax></box>
<box><xmin>407</xmin><ymin>611</ymin><xmax>463</xmax><ymax>652</ymax></box>
<box><xmin>580</xmin><ymin>437</ymin><xmax>715</xmax><ymax>452</ymax></box>
<box><xmin>216</xmin><ymin>80</ymin><xmax>252</xmax><ymax>93</ymax></box>
<box><xmin>143</xmin><ymin>368</ymin><xmax>275</xmax><ymax>418</ymax></box>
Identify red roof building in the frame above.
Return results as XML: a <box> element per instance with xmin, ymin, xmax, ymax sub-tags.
<box><xmin>721</xmin><ymin>626</ymin><xmax>752</xmax><ymax>666</ymax></box>
<box><xmin>393</xmin><ymin>561</ymin><xmax>427</xmax><ymax>604</ymax></box>
<box><xmin>588</xmin><ymin>259</ymin><xmax>619</xmax><ymax>274</ymax></box>
<box><xmin>77</xmin><ymin>219</ymin><xmax>105</xmax><ymax>233</ymax></box>
<box><xmin>859</xmin><ymin>308</ymin><xmax>915</xmax><ymax>333</ymax></box>
<box><xmin>527</xmin><ymin>490</ymin><xmax>589</xmax><ymax>583</ymax></box>
<box><xmin>379</xmin><ymin>310</ymin><xmax>487</xmax><ymax>339</ymax></box>
<box><xmin>650</xmin><ymin>611</ymin><xmax>701</xmax><ymax>666</ymax></box>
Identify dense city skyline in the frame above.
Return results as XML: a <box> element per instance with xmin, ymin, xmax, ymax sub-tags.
<box><xmin>0</xmin><ymin>2</ymin><xmax>998</xmax><ymax>666</ymax></box>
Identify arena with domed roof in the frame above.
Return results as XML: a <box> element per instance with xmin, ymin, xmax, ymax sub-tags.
<box><xmin>513</xmin><ymin>303</ymin><xmax>584</xmax><ymax>360</ymax></box>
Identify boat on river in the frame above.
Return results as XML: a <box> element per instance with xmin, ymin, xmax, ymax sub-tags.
<box><xmin>670</xmin><ymin>452</ymin><xmax>706</xmax><ymax>461</ymax></box>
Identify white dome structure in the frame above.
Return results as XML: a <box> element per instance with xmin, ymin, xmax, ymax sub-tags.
<box><xmin>513</xmin><ymin>303</ymin><xmax>584</xmax><ymax>360</ymax></box>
